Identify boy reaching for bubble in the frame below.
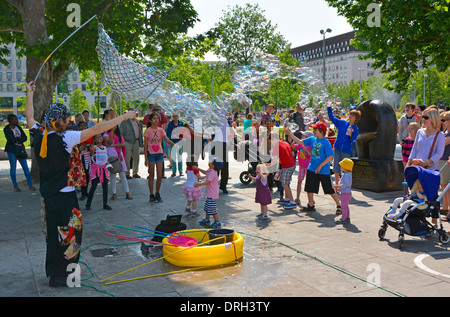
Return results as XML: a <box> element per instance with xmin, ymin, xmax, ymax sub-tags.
<box><xmin>283</xmin><ymin>122</ymin><xmax>342</xmax><ymax>214</ymax></box>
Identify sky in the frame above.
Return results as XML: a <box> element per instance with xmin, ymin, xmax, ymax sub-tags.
<box><xmin>187</xmin><ymin>0</ymin><xmax>354</xmax><ymax>60</ymax></box>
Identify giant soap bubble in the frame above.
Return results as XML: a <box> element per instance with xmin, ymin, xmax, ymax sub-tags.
<box><xmin>96</xmin><ymin>23</ymin><xmax>329</xmax><ymax>127</ymax></box>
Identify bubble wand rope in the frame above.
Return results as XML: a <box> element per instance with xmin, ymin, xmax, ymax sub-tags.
<box><xmin>99</xmin><ymin>235</ymin><xmax>225</xmax><ymax>284</ymax></box>
<box><xmin>33</xmin><ymin>15</ymin><xmax>98</xmax><ymax>83</ymax></box>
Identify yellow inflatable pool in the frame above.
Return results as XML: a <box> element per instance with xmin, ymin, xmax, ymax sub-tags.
<box><xmin>162</xmin><ymin>229</ymin><xmax>244</xmax><ymax>267</ymax></box>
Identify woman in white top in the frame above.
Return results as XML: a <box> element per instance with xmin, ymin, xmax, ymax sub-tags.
<box><xmin>406</xmin><ymin>107</ymin><xmax>445</xmax><ymax>227</ymax></box>
<box><xmin>406</xmin><ymin>107</ymin><xmax>445</xmax><ymax>171</ymax></box>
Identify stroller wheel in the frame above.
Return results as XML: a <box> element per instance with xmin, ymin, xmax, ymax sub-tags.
<box><xmin>439</xmin><ymin>232</ymin><xmax>450</xmax><ymax>244</ymax></box>
<box><xmin>398</xmin><ymin>233</ymin><xmax>404</xmax><ymax>249</ymax></box>
<box><xmin>239</xmin><ymin>171</ymin><xmax>252</xmax><ymax>185</ymax></box>
<box><xmin>378</xmin><ymin>227</ymin><xmax>386</xmax><ymax>240</ymax></box>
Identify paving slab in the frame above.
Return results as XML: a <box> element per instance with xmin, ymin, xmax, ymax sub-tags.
<box><xmin>0</xmin><ymin>152</ymin><xmax>449</xmax><ymax>303</ymax></box>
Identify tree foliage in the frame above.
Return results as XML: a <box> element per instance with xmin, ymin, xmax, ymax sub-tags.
<box><xmin>212</xmin><ymin>3</ymin><xmax>289</xmax><ymax>66</ymax></box>
<box><xmin>325</xmin><ymin>0</ymin><xmax>449</xmax><ymax>92</ymax></box>
<box><xmin>0</xmin><ymin>0</ymin><xmax>200</xmax><ymax>119</ymax></box>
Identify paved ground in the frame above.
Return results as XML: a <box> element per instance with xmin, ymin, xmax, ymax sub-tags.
<box><xmin>1</xmin><ymin>149</ymin><xmax>449</xmax><ymax>301</ymax></box>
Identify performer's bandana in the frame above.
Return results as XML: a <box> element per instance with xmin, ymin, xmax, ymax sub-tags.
<box><xmin>40</xmin><ymin>103</ymin><xmax>70</xmax><ymax>158</ymax></box>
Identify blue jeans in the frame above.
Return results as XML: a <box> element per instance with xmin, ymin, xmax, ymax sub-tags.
<box><xmin>7</xmin><ymin>151</ymin><xmax>33</xmax><ymax>188</ymax></box>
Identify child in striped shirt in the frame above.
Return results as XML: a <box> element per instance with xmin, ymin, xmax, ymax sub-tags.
<box><xmin>195</xmin><ymin>159</ymin><xmax>224</xmax><ymax>229</ymax></box>
<box><xmin>402</xmin><ymin>122</ymin><xmax>420</xmax><ymax>168</ymax></box>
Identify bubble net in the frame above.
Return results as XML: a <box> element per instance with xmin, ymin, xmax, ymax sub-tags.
<box><xmin>96</xmin><ymin>23</ymin><xmax>171</xmax><ymax>99</ymax></box>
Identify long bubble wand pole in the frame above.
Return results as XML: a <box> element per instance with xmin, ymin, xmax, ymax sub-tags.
<box><xmin>33</xmin><ymin>15</ymin><xmax>98</xmax><ymax>83</ymax></box>
<box><xmin>134</xmin><ymin>65</ymin><xmax>178</xmax><ymax>112</ymax></box>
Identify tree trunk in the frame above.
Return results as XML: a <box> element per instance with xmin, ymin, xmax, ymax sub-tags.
<box><xmin>21</xmin><ymin>0</ymin><xmax>56</xmax><ymax>181</ymax></box>
<box><xmin>26</xmin><ymin>56</ymin><xmax>55</xmax><ymax>181</ymax></box>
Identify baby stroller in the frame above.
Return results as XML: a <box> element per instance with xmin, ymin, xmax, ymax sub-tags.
<box><xmin>234</xmin><ymin>140</ymin><xmax>275</xmax><ymax>186</ymax></box>
<box><xmin>378</xmin><ymin>165</ymin><xmax>450</xmax><ymax>249</ymax></box>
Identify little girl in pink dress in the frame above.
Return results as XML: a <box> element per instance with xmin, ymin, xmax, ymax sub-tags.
<box><xmin>182</xmin><ymin>159</ymin><xmax>204</xmax><ymax>216</ymax></box>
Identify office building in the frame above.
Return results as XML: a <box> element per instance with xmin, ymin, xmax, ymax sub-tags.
<box><xmin>290</xmin><ymin>30</ymin><xmax>382</xmax><ymax>85</ymax></box>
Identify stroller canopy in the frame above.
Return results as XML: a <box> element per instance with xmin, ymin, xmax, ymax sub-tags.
<box><xmin>404</xmin><ymin>166</ymin><xmax>440</xmax><ymax>201</ymax></box>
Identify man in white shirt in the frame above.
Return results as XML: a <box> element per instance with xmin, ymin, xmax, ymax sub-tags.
<box><xmin>210</xmin><ymin>117</ymin><xmax>236</xmax><ymax>194</ymax></box>
<box><xmin>25</xmin><ymin>81</ymin><xmax>135</xmax><ymax>287</ymax></box>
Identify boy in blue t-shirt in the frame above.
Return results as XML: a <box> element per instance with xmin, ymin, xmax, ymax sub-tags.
<box><xmin>284</xmin><ymin>122</ymin><xmax>342</xmax><ymax>213</ymax></box>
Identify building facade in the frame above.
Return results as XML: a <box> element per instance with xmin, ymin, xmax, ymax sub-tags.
<box><xmin>290</xmin><ymin>30</ymin><xmax>381</xmax><ymax>85</ymax></box>
<box><xmin>0</xmin><ymin>43</ymin><xmax>110</xmax><ymax>118</ymax></box>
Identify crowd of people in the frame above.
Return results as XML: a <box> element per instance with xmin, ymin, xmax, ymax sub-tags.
<box><xmin>8</xmin><ymin>79</ymin><xmax>448</xmax><ymax>287</ymax></box>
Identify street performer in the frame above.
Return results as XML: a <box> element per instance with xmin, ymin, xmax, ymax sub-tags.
<box><xmin>25</xmin><ymin>81</ymin><xmax>135</xmax><ymax>287</ymax></box>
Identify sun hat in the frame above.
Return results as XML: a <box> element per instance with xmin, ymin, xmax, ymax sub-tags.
<box><xmin>339</xmin><ymin>158</ymin><xmax>354</xmax><ymax>172</ymax></box>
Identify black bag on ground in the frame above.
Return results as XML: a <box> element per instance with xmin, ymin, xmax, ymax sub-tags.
<box><xmin>152</xmin><ymin>221</ymin><xmax>186</xmax><ymax>242</ymax></box>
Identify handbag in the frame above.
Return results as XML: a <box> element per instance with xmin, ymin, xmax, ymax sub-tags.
<box><xmin>15</xmin><ymin>144</ymin><xmax>28</xmax><ymax>159</ymax></box>
<box><xmin>107</xmin><ymin>156</ymin><xmax>123</xmax><ymax>174</ymax></box>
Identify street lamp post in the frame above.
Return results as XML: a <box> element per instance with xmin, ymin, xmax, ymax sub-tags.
<box><xmin>423</xmin><ymin>74</ymin><xmax>428</xmax><ymax>106</ymax></box>
<box><xmin>358</xmin><ymin>67</ymin><xmax>364</xmax><ymax>103</ymax></box>
<box><xmin>320</xmin><ymin>28</ymin><xmax>332</xmax><ymax>84</ymax></box>
<box><xmin>209</xmin><ymin>63</ymin><xmax>215</xmax><ymax>104</ymax></box>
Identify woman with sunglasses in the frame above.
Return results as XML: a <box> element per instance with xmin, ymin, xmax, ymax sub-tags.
<box><xmin>406</xmin><ymin>108</ymin><xmax>445</xmax><ymax>171</ymax></box>
<box><xmin>406</xmin><ymin>107</ymin><xmax>445</xmax><ymax>227</ymax></box>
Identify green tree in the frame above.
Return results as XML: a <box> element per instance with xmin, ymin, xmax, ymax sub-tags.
<box><xmin>68</xmin><ymin>89</ymin><xmax>87</xmax><ymax>114</ymax></box>
<box><xmin>213</xmin><ymin>3</ymin><xmax>289</xmax><ymax>65</ymax></box>
<box><xmin>1</xmin><ymin>0</ymin><xmax>201</xmax><ymax>179</ymax></box>
<box><xmin>56</xmin><ymin>73</ymin><xmax>70</xmax><ymax>100</ymax></box>
<box><xmin>325</xmin><ymin>0</ymin><xmax>449</xmax><ymax>92</ymax></box>
<box><xmin>80</xmin><ymin>71</ymin><xmax>110</xmax><ymax>123</ymax></box>
<box><xmin>0</xmin><ymin>0</ymin><xmax>199</xmax><ymax>127</ymax></box>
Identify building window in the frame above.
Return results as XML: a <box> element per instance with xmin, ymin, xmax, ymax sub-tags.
<box><xmin>72</xmin><ymin>72</ymin><xmax>77</xmax><ymax>81</ymax></box>
<box><xmin>7</xmin><ymin>84</ymin><xmax>13</xmax><ymax>91</ymax></box>
<box><xmin>73</xmin><ymin>84</ymin><xmax>78</xmax><ymax>91</ymax></box>
<box><xmin>0</xmin><ymin>84</ymin><xmax>2</xmax><ymax>91</ymax></box>
<box><xmin>0</xmin><ymin>96</ymin><xmax>13</xmax><ymax>107</ymax></box>
<box><xmin>16</xmin><ymin>72</ymin><xmax>22</xmax><ymax>81</ymax></box>
<box><xmin>7</xmin><ymin>72</ymin><xmax>12</xmax><ymax>81</ymax></box>
<box><xmin>16</xmin><ymin>60</ymin><xmax>21</xmax><ymax>68</ymax></box>
<box><xmin>95</xmin><ymin>96</ymin><xmax>107</xmax><ymax>108</ymax></box>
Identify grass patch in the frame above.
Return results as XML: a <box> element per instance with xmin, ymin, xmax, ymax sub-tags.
<box><xmin>0</xmin><ymin>127</ymin><xmax>31</xmax><ymax>148</ymax></box>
